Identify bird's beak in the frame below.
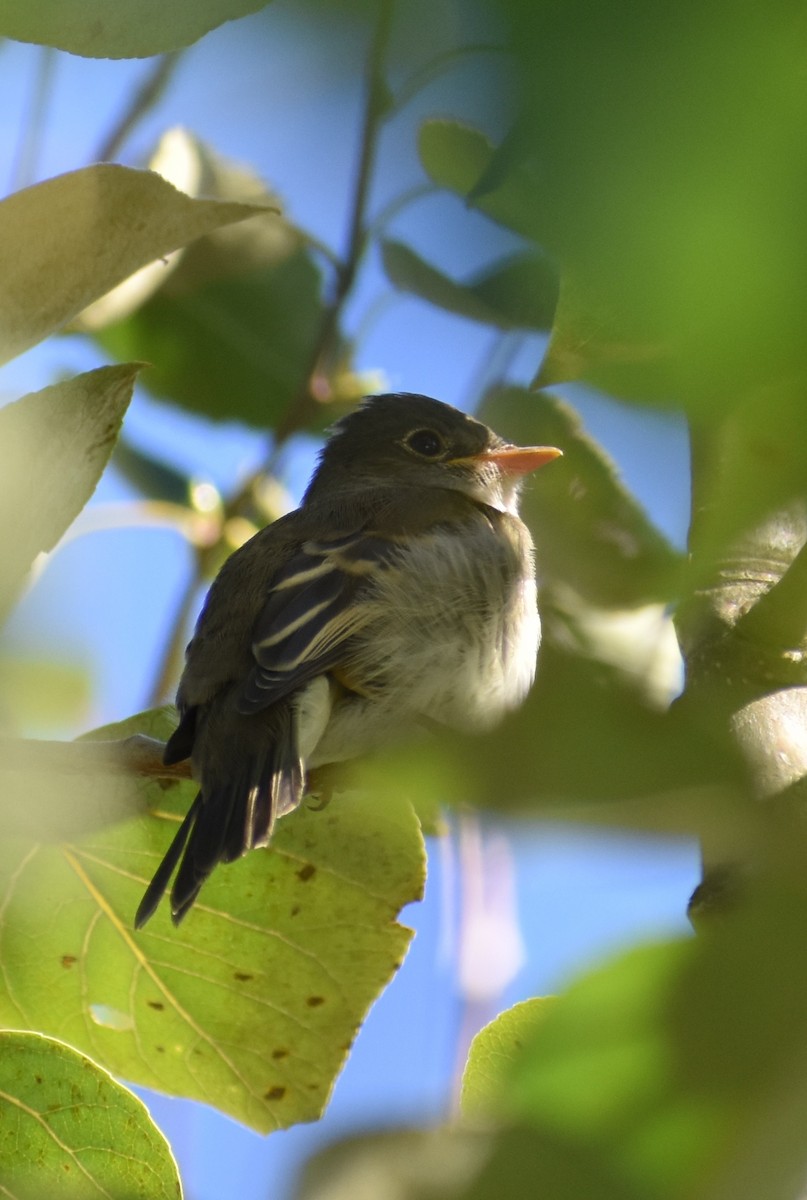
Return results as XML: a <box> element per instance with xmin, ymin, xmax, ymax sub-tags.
<box><xmin>471</xmin><ymin>444</ymin><xmax>563</xmax><ymax>477</ymax></box>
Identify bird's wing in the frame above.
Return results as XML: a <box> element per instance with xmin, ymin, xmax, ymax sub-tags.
<box><xmin>238</xmin><ymin>529</ymin><xmax>402</xmax><ymax>714</ymax></box>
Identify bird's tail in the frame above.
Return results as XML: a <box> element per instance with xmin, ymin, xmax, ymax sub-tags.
<box><xmin>135</xmin><ymin>704</ymin><xmax>303</xmax><ymax>928</ymax></box>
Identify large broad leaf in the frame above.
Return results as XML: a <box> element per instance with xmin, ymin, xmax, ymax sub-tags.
<box><xmin>95</xmin><ymin>249</ymin><xmax>325</xmax><ymax>428</ymax></box>
<box><xmin>490</xmin><ymin>878</ymin><xmax>807</xmax><ymax>1200</ymax></box>
<box><xmin>0</xmin><ymin>164</ymin><xmax>272</xmax><ymax>366</ymax></box>
<box><xmin>0</xmin><ymin>363</ymin><xmax>140</xmax><ymax>621</ymax></box>
<box><xmin>0</xmin><ymin>0</ymin><xmax>271</xmax><ymax>58</ymax></box>
<box><xmin>86</xmin><ymin>131</ymin><xmax>341</xmax><ymax>430</ymax></box>
<box><xmin>0</xmin><ymin>1031</ymin><xmax>181</xmax><ymax>1200</ymax></box>
<box><xmin>0</xmin><ymin>710</ymin><xmax>425</xmax><ymax>1133</ymax></box>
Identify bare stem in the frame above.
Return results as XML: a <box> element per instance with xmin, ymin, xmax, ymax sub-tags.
<box><xmin>0</xmin><ymin>734</ymin><xmax>189</xmax><ymax>780</ymax></box>
<box><xmin>9</xmin><ymin>46</ymin><xmax>57</xmax><ymax>192</ymax></box>
<box><xmin>95</xmin><ymin>52</ymin><xmax>183</xmax><ymax>163</ymax></box>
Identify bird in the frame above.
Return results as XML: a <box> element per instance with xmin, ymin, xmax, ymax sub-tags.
<box><xmin>135</xmin><ymin>393</ymin><xmax>561</xmax><ymax>927</ymax></box>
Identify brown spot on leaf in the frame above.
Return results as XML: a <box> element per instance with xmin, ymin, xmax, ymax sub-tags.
<box><xmin>233</xmin><ymin>971</ymin><xmax>253</xmax><ymax>982</ymax></box>
<box><xmin>156</xmin><ymin>1046</ymin><xmax>165</xmax><ymax>1054</ymax></box>
<box><xmin>147</xmin><ymin>1001</ymin><xmax>165</xmax><ymax>1011</ymax></box>
<box><xmin>306</xmin><ymin>996</ymin><xmax>325</xmax><ymax>1007</ymax></box>
<box><xmin>297</xmin><ymin>863</ymin><xmax>316</xmax><ymax>882</ymax></box>
<box><xmin>61</xmin><ymin>955</ymin><xmax>77</xmax><ymax>969</ymax></box>
<box><xmin>272</xmin><ymin>1048</ymin><xmax>289</xmax><ymax>1060</ymax></box>
<box><xmin>264</xmin><ymin>1085</ymin><xmax>286</xmax><ymax>1101</ymax></box>
<box><xmin>290</xmin><ymin>905</ymin><xmax>301</xmax><ymax>917</ymax></box>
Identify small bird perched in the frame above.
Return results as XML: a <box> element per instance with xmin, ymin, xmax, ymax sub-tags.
<box><xmin>135</xmin><ymin>393</ymin><xmax>561</xmax><ymax>927</ymax></box>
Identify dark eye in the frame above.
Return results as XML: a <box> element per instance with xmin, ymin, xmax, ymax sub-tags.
<box><xmin>405</xmin><ymin>429</ymin><xmax>444</xmax><ymax>458</ymax></box>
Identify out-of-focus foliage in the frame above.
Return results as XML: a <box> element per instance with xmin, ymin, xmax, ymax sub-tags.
<box><xmin>0</xmin><ymin>0</ymin><xmax>272</xmax><ymax>58</ymax></box>
<box><xmin>0</xmin><ymin>163</ymin><xmax>271</xmax><ymax>366</ymax></box>
<box><xmin>0</xmin><ymin>1031</ymin><xmax>182</xmax><ymax>1200</ymax></box>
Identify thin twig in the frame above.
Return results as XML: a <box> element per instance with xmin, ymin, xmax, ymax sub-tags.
<box><xmin>95</xmin><ymin>52</ymin><xmax>183</xmax><ymax>163</ymax></box>
<box><xmin>145</xmin><ymin>561</ymin><xmax>203</xmax><ymax>706</ymax></box>
<box><xmin>392</xmin><ymin>41</ymin><xmax>509</xmax><ymax>114</ymax></box>
<box><xmin>9</xmin><ymin>46</ymin><xmax>57</xmax><ymax>193</ymax></box>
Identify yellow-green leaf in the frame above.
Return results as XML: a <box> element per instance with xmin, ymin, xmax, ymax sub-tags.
<box><xmin>0</xmin><ymin>709</ymin><xmax>425</xmax><ymax>1133</ymax></box>
<box><xmin>0</xmin><ymin>363</ymin><xmax>141</xmax><ymax>621</ymax></box>
<box><xmin>0</xmin><ymin>164</ymin><xmax>273</xmax><ymax>365</ymax></box>
<box><xmin>0</xmin><ymin>0</ymin><xmax>271</xmax><ymax>58</ymax></box>
<box><xmin>0</xmin><ymin>1031</ymin><xmax>181</xmax><ymax>1200</ymax></box>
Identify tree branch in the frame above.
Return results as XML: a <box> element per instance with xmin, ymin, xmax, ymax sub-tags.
<box><xmin>95</xmin><ymin>52</ymin><xmax>183</xmax><ymax>163</ymax></box>
<box><xmin>0</xmin><ymin>734</ymin><xmax>190</xmax><ymax>781</ymax></box>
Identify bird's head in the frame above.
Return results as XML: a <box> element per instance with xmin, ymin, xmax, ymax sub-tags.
<box><xmin>305</xmin><ymin>393</ymin><xmax>561</xmax><ymax>513</ymax></box>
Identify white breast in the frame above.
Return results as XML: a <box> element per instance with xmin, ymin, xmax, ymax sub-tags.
<box><xmin>305</xmin><ymin>514</ymin><xmax>540</xmax><ymax>768</ymax></box>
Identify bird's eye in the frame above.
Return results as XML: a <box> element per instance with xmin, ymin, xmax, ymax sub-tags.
<box><xmin>405</xmin><ymin>429</ymin><xmax>444</xmax><ymax>458</ymax></box>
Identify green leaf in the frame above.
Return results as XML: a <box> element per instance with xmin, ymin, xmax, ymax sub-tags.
<box><xmin>112</xmin><ymin>436</ymin><xmax>193</xmax><ymax>505</ymax></box>
<box><xmin>0</xmin><ymin>363</ymin><xmax>140</xmax><ymax>622</ymax></box>
<box><xmin>0</xmin><ymin>709</ymin><xmax>425</xmax><ymax>1133</ymax></box>
<box><xmin>0</xmin><ymin>164</ymin><xmax>272</xmax><ymax>366</ymax></box>
<box><xmin>381</xmin><ymin>241</ymin><xmax>558</xmax><ymax>332</ymax></box>
<box><xmin>418</xmin><ymin>120</ymin><xmax>539</xmax><ymax>241</ymax></box>
<box><xmin>85</xmin><ymin>131</ymin><xmax>332</xmax><ymax>430</ymax></box>
<box><xmin>461</xmin><ymin>998</ymin><xmax>551</xmax><ymax>1119</ymax></box>
<box><xmin>501</xmin><ymin>878</ymin><xmax>807</xmax><ymax>1200</ymax></box>
<box><xmin>96</xmin><ymin>249</ymin><xmax>324</xmax><ymax>427</ymax></box>
<box><xmin>0</xmin><ymin>0</ymin><xmax>272</xmax><ymax>58</ymax></box>
<box><xmin>0</xmin><ymin>1031</ymin><xmax>181</xmax><ymax>1200</ymax></box>
<box><xmin>480</xmin><ymin>386</ymin><xmax>683</xmax><ymax>610</ymax></box>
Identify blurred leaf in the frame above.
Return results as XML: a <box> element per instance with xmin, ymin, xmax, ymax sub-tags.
<box><xmin>0</xmin><ymin>655</ymin><xmax>91</xmax><ymax>732</ymax></box>
<box><xmin>461</xmin><ymin>998</ymin><xmax>551</xmax><ymax>1119</ymax></box>
<box><xmin>499</xmin><ymin>1</ymin><xmax>807</xmax><ymax>410</ymax></box>
<box><xmin>96</xmin><ymin>250</ymin><xmax>324</xmax><ymax>427</ymax></box>
<box><xmin>0</xmin><ymin>363</ymin><xmax>140</xmax><ymax>622</ymax></box>
<box><xmin>480</xmin><ymin>386</ymin><xmax>683</xmax><ymax>609</ymax></box>
<box><xmin>503</xmin><ymin>876</ymin><xmax>807</xmax><ymax>1200</ymax></box>
<box><xmin>113</xmin><ymin>436</ymin><xmax>192</xmax><ymax>505</ymax></box>
<box><xmin>0</xmin><ymin>164</ymin><xmax>272</xmax><ymax>366</ymax></box>
<box><xmin>86</xmin><ymin>131</ymin><xmax>335</xmax><ymax>430</ymax></box>
<box><xmin>295</xmin><ymin>1124</ymin><xmax>646</xmax><ymax>1200</ymax></box>
<box><xmin>350</xmin><ymin>642</ymin><xmax>755</xmax><ymax>856</ymax></box>
<box><xmin>381</xmin><ymin>240</ymin><xmax>558</xmax><ymax>331</ymax></box>
<box><xmin>535</xmin><ymin>273</ymin><xmax>672</xmax><ymax>399</ymax></box>
<box><xmin>418</xmin><ymin>120</ymin><xmax>538</xmax><ymax>240</ymax></box>
<box><xmin>0</xmin><ymin>1031</ymin><xmax>181</xmax><ymax>1200</ymax></box>
<box><xmin>0</xmin><ymin>0</ymin><xmax>270</xmax><ymax>58</ymax></box>
<box><xmin>0</xmin><ymin>709</ymin><xmax>424</xmax><ymax>1133</ymax></box>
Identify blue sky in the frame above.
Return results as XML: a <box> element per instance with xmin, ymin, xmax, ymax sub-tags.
<box><xmin>0</xmin><ymin>7</ymin><xmax>699</xmax><ymax>1197</ymax></box>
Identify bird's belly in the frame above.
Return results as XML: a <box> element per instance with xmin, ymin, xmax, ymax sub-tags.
<box><xmin>307</xmin><ymin>525</ymin><xmax>540</xmax><ymax>767</ymax></box>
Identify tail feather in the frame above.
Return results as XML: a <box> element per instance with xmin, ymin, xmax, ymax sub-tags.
<box><xmin>135</xmin><ymin>703</ymin><xmax>304</xmax><ymax>928</ymax></box>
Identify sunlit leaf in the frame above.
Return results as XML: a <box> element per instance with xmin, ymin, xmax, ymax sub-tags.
<box><xmin>0</xmin><ymin>1031</ymin><xmax>181</xmax><ymax>1200</ymax></box>
<box><xmin>0</xmin><ymin>0</ymin><xmax>271</xmax><ymax>58</ymax></box>
<box><xmin>0</xmin><ymin>710</ymin><xmax>425</xmax><ymax>1133</ymax></box>
<box><xmin>0</xmin><ymin>363</ymin><xmax>140</xmax><ymax>622</ymax></box>
<box><xmin>460</xmin><ymin>998</ymin><xmax>551</xmax><ymax>1119</ymax></box>
<box><xmin>0</xmin><ymin>164</ymin><xmax>272</xmax><ymax>366</ymax></box>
